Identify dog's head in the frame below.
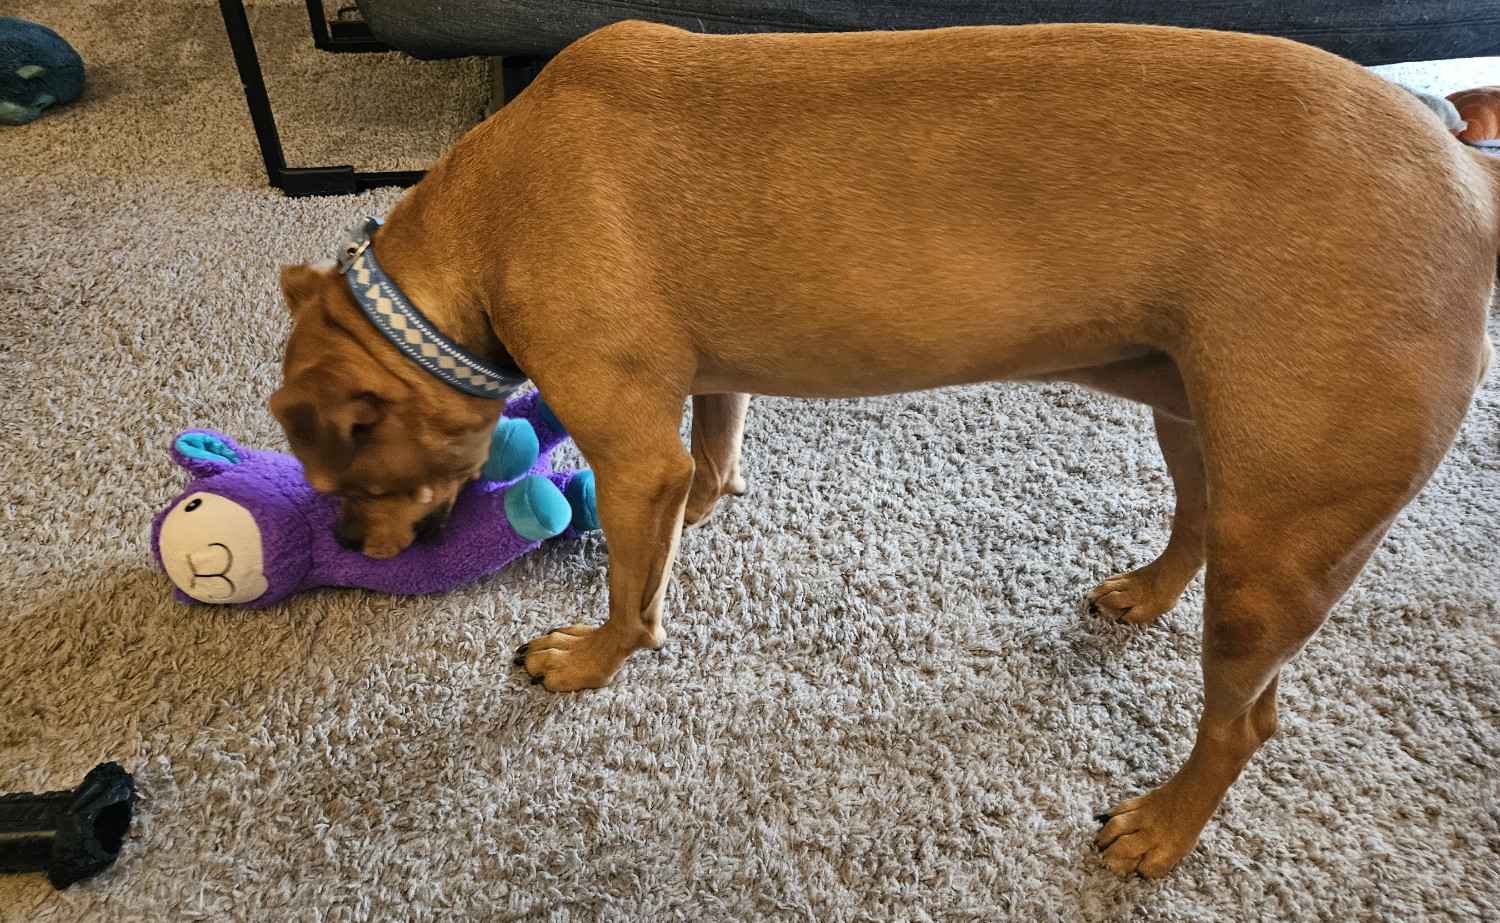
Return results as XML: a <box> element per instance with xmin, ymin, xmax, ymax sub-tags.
<box><xmin>269</xmin><ymin>263</ymin><xmax>501</xmax><ymax>558</ymax></box>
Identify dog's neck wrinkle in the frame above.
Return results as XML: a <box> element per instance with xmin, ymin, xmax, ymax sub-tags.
<box><xmin>317</xmin><ymin>300</ymin><xmax>427</xmax><ymax>398</ymax></box>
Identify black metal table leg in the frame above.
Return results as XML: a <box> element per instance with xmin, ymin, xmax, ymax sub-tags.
<box><xmin>218</xmin><ymin>0</ymin><xmax>423</xmax><ymax>196</ymax></box>
<box><xmin>305</xmin><ymin>0</ymin><xmax>395</xmax><ymax>53</ymax></box>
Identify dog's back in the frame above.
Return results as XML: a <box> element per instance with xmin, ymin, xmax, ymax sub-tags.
<box><xmin>423</xmin><ymin>22</ymin><xmax>1496</xmax><ymax>399</ymax></box>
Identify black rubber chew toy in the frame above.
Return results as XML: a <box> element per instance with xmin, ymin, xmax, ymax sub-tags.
<box><xmin>0</xmin><ymin>762</ymin><xmax>137</xmax><ymax>889</ymax></box>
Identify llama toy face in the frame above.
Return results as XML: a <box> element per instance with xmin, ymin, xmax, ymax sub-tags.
<box><xmin>156</xmin><ymin>491</ymin><xmax>271</xmax><ymax>604</ymax></box>
<box><xmin>152</xmin><ymin>429</ymin><xmax>313</xmax><ymax>608</ymax></box>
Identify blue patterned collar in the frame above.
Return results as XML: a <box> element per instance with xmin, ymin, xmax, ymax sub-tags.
<box><xmin>336</xmin><ymin>217</ymin><xmax>527</xmax><ymax>400</ymax></box>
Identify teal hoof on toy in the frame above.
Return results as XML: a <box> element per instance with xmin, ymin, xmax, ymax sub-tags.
<box><xmin>565</xmin><ymin>470</ymin><xmax>599</xmax><ymax>532</ymax></box>
<box><xmin>505</xmin><ymin>475</ymin><xmax>572</xmax><ymax>541</ymax></box>
<box><xmin>0</xmin><ymin>18</ymin><xmax>85</xmax><ymax>126</ymax></box>
<box><xmin>536</xmin><ymin>398</ymin><xmax>566</xmax><ymax>436</ymax></box>
<box><xmin>482</xmin><ymin>417</ymin><xmax>539</xmax><ymax>483</ymax></box>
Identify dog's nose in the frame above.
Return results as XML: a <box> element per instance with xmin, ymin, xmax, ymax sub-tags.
<box><xmin>333</xmin><ymin>524</ymin><xmax>364</xmax><ymax>553</ymax></box>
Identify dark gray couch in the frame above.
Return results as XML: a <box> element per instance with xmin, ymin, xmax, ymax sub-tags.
<box><xmin>355</xmin><ymin>0</ymin><xmax>1500</xmax><ymax>66</ymax></box>
<box><xmin>224</xmin><ymin>1</ymin><xmax>1495</xmax><ymax>195</ymax></box>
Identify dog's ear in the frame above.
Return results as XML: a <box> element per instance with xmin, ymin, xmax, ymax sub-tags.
<box><xmin>329</xmin><ymin>393</ymin><xmax>387</xmax><ymax>451</ymax></box>
<box><xmin>269</xmin><ymin>391</ymin><xmax>321</xmax><ymax>459</ymax></box>
<box><xmin>279</xmin><ymin>264</ymin><xmax>327</xmax><ymax>318</ymax></box>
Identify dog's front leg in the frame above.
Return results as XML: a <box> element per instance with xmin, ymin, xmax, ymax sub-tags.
<box><xmin>516</xmin><ymin>399</ymin><xmax>694</xmax><ymax>691</ymax></box>
<box><xmin>1095</xmin><ymin>630</ymin><xmax>1289</xmax><ymax>878</ymax></box>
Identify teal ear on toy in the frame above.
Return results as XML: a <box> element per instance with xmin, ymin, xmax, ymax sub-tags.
<box><xmin>175</xmin><ymin>433</ymin><xmax>241</xmax><ymax>465</ymax></box>
<box><xmin>171</xmin><ymin>430</ymin><xmax>247</xmax><ymax>477</ymax></box>
<box><xmin>482</xmin><ymin>417</ymin><xmax>539</xmax><ymax>483</ymax></box>
<box><xmin>505</xmin><ymin>474</ymin><xmax>574</xmax><ymax>541</ymax></box>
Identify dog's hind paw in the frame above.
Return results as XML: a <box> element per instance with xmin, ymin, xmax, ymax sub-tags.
<box><xmin>1085</xmin><ymin>558</ymin><xmax>1196</xmax><ymax>626</ymax></box>
<box><xmin>682</xmin><ymin>472</ymin><xmax>747</xmax><ymax>529</ymax></box>
<box><xmin>1094</xmin><ymin>788</ymin><xmax>1202</xmax><ymax>878</ymax></box>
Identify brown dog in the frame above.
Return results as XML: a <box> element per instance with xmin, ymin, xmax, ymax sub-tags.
<box><xmin>270</xmin><ymin>22</ymin><xmax>1499</xmax><ymax>877</ymax></box>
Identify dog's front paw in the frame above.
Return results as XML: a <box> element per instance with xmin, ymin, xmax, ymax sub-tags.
<box><xmin>1094</xmin><ymin>788</ymin><xmax>1203</xmax><ymax>878</ymax></box>
<box><xmin>513</xmin><ymin>624</ymin><xmax>628</xmax><ymax>691</ymax></box>
<box><xmin>1086</xmin><ymin>559</ymin><xmax>1193</xmax><ymax>625</ymax></box>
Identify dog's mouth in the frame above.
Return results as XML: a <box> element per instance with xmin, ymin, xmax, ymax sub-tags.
<box><xmin>414</xmin><ymin>505</ymin><xmax>452</xmax><ymax>545</ymax></box>
<box><xmin>336</xmin><ymin>503</ymin><xmax>453</xmax><ymax>556</ymax></box>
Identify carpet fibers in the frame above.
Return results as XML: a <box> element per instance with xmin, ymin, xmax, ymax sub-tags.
<box><xmin>2</xmin><ymin>3</ymin><xmax>1498</xmax><ymax>920</ymax></box>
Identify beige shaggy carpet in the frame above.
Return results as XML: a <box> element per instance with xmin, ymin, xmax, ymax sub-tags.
<box><xmin>2</xmin><ymin>2</ymin><xmax>1498</xmax><ymax>920</ymax></box>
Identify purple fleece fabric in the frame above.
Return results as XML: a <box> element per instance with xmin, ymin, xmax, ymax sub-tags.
<box><xmin>151</xmin><ymin>391</ymin><xmax>588</xmax><ymax>608</ymax></box>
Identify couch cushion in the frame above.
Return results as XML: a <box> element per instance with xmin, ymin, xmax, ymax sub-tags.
<box><xmin>355</xmin><ymin>0</ymin><xmax>1499</xmax><ymax>65</ymax></box>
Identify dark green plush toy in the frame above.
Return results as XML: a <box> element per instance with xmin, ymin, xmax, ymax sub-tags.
<box><xmin>0</xmin><ymin>17</ymin><xmax>84</xmax><ymax>125</ymax></box>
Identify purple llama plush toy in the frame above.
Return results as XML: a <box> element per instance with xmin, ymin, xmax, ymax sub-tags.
<box><xmin>152</xmin><ymin>390</ymin><xmax>598</xmax><ymax>608</ymax></box>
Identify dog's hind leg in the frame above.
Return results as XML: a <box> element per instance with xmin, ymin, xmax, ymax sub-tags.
<box><xmin>1087</xmin><ymin>409</ymin><xmax>1206</xmax><ymax>624</ymax></box>
<box><xmin>1094</xmin><ymin>333</ymin><xmax>1482</xmax><ymax>877</ymax></box>
<box><xmin>684</xmin><ymin>392</ymin><xmax>750</xmax><ymax>528</ymax></box>
<box><xmin>1041</xmin><ymin>354</ymin><xmax>1206</xmax><ymax>624</ymax></box>
<box><xmin>1096</xmin><ymin>479</ymin><xmax>1402</xmax><ymax>876</ymax></box>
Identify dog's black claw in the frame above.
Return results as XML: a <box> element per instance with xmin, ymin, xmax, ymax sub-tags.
<box><xmin>652</xmin><ymin>643</ymin><xmax>665</xmax><ymax>652</ymax></box>
<box><xmin>531</xmin><ymin>674</ymin><xmax>545</xmax><ymax>686</ymax></box>
<box><xmin>513</xmin><ymin>657</ymin><xmax>526</xmax><ymax>667</ymax></box>
<box><xmin>1088</xmin><ymin>602</ymin><xmax>1100</xmax><ymax>615</ymax></box>
<box><xmin>515</xmin><ymin>644</ymin><xmax>529</xmax><ymax>655</ymax></box>
<box><xmin>1095</xmin><ymin>813</ymin><xmax>1111</xmax><ymax>825</ymax></box>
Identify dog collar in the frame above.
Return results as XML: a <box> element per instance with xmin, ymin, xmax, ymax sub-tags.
<box><xmin>336</xmin><ymin>217</ymin><xmax>528</xmax><ymax>400</ymax></box>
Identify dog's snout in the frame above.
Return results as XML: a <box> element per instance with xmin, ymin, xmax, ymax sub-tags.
<box><xmin>414</xmin><ymin>505</ymin><xmax>451</xmax><ymax>545</ymax></box>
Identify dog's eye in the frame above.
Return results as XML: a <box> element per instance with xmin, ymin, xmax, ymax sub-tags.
<box><xmin>185</xmin><ymin>499</ymin><xmax>202</xmax><ymax>512</ymax></box>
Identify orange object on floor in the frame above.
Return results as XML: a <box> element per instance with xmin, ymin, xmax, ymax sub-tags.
<box><xmin>1448</xmin><ymin>86</ymin><xmax>1500</xmax><ymax>141</ymax></box>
